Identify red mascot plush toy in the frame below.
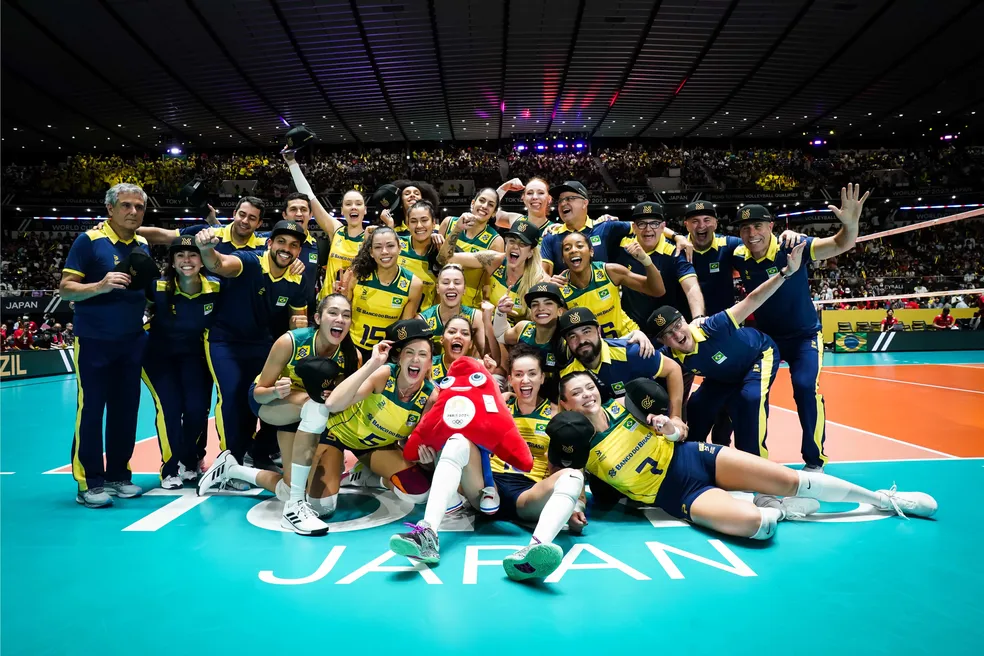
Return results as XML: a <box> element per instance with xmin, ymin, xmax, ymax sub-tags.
<box><xmin>403</xmin><ymin>357</ymin><xmax>533</xmax><ymax>472</ymax></box>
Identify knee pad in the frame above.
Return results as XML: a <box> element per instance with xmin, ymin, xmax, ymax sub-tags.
<box><xmin>390</xmin><ymin>464</ymin><xmax>432</xmax><ymax>497</ymax></box>
<box><xmin>298</xmin><ymin>399</ymin><xmax>330</xmax><ymax>434</ymax></box>
<box><xmin>392</xmin><ymin>486</ymin><xmax>430</xmax><ymax>505</ymax></box>
<box><xmin>553</xmin><ymin>469</ymin><xmax>585</xmax><ymax>504</ymax></box>
<box><xmin>275</xmin><ymin>478</ymin><xmax>289</xmax><ymax>502</ymax></box>
<box><xmin>437</xmin><ymin>434</ymin><xmax>472</xmax><ymax>471</ymax></box>
<box><xmin>750</xmin><ymin>507</ymin><xmax>781</xmax><ymax>540</ymax></box>
<box><xmin>308</xmin><ymin>494</ymin><xmax>337</xmax><ymax>518</ymax></box>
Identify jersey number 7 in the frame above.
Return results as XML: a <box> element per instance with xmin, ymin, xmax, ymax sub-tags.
<box><xmin>635</xmin><ymin>456</ymin><xmax>663</xmax><ymax>476</ymax></box>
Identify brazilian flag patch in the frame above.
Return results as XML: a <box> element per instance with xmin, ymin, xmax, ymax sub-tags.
<box><xmin>835</xmin><ymin>332</ymin><xmax>869</xmax><ymax>353</ymax></box>
<box><xmin>766</xmin><ymin>267</ymin><xmax>779</xmax><ymax>276</ymax></box>
<box><xmin>709</xmin><ymin>262</ymin><xmax>720</xmax><ymax>273</ymax></box>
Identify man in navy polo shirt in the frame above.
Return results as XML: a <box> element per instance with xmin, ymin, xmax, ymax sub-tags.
<box><xmin>61</xmin><ymin>183</ymin><xmax>156</xmax><ymax>508</ymax></box>
<box><xmin>731</xmin><ymin>184</ymin><xmax>869</xmax><ymax>471</ymax></box>
<box><xmin>539</xmin><ymin>181</ymin><xmax>632</xmax><ymax>276</ymax></box>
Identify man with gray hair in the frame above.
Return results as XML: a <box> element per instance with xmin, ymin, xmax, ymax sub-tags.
<box><xmin>60</xmin><ymin>183</ymin><xmax>157</xmax><ymax>508</ymax></box>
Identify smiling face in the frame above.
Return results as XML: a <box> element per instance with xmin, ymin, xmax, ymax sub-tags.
<box><xmin>469</xmin><ymin>188</ymin><xmax>499</xmax><ymax>223</ymax></box>
<box><xmin>441</xmin><ymin>317</ymin><xmax>473</xmax><ymax>362</ymax></box>
<box><xmin>398</xmin><ymin>338</ymin><xmax>432</xmax><ymax>387</ymax></box>
<box><xmin>504</xmin><ymin>236</ymin><xmax>532</xmax><ymax>268</ymax></box>
<box><xmin>407</xmin><ymin>206</ymin><xmax>435</xmax><ymax>243</ymax></box>
<box><xmin>523</xmin><ymin>179</ymin><xmax>550</xmax><ymax>216</ymax></box>
<box><xmin>172</xmin><ymin>249</ymin><xmax>202</xmax><ymax>279</ymax></box>
<box><xmin>283</xmin><ymin>198</ymin><xmax>312</xmax><ymax>224</ymax></box>
<box><xmin>371</xmin><ymin>230</ymin><xmax>401</xmax><ymax>270</ymax></box>
<box><xmin>231</xmin><ymin>202</ymin><xmax>262</xmax><ymax>239</ymax></box>
<box><xmin>656</xmin><ymin>317</ymin><xmax>694</xmax><ymax>352</ymax></box>
<box><xmin>529</xmin><ymin>297</ymin><xmax>562</xmax><ymax>325</ymax></box>
<box><xmin>437</xmin><ymin>266</ymin><xmax>466</xmax><ymax>308</ymax></box>
<box><xmin>632</xmin><ymin>217</ymin><xmax>665</xmax><ymax>250</ymax></box>
<box><xmin>509</xmin><ymin>354</ymin><xmax>543</xmax><ymax>403</ymax></box>
<box><xmin>316</xmin><ymin>296</ymin><xmax>353</xmax><ymax>346</ymax></box>
<box><xmin>560</xmin><ymin>373</ymin><xmax>602</xmax><ymax>414</ymax></box>
<box><xmin>739</xmin><ymin>220</ymin><xmax>774</xmax><ymax>257</ymax></box>
<box><xmin>341</xmin><ymin>191</ymin><xmax>366</xmax><ymax>226</ymax></box>
<box><xmin>401</xmin><ymin>186</ymin><xmax>422</xmax><ymax>213</ymax></box>
<box><xmin>556</xmin><ymin>191</ymin><xmax>587</xmax><ymax>226</ymax></box>
<box><xmin>267</xmin><ymin>234</ymin><xmax>302</xmax><ymax>270</ymax></box>
<box><xmin>561</xmin><ymin>232</ymin><xmax>592</xmax><ymax>273</ymax></box>
<box><xmin>685</xmin><ymin>214</ymin><xmax>718</xmax><ymax>250</ymax></box>
<box><xmin>564</xmin><ymin>324</ymin><xmax>602</xmax><ymax>364</ymax></box>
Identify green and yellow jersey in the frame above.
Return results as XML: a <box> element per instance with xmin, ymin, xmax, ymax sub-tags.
<box><xmin>585</xmin><ymin>399</ymin><xmax>675</xmax><ymax>504</ymax></box>
<box><xmin>491</xmin><ymin>397</ymin><xmax>553</xmax><ymax>482</ymax></box>
<box><xmin>256</xmin><ymin>326</ymin><xmax>349</xmax><ymax>392</ymax></box>
<box><xmin>561</xmin><ymin>262</ymin><xmax>639</xmax><ymax>339</ymax></box>
<box><xmin>420</xmin><ymin>304</ymin><xmax>477</xmax><ymax>350</ymax></box>
<box><xmin>321</xmin><ymin>228</ymin><xmax>364</xmax><ymax>300</ymax></box>
<box><xmin>326</xmin><ymin>363</ymin><xmax>434</xmax><ymax>450</ymax></box>
<box><xmin>447</xmin><ymin>216</ymin><xmax>499</xmax><ymax>310</ymax></box>
<box><xmin>351</xmin><ymin>266</ymin><xmax>414</xmax><ymax>350</ymax></box>
<box><xmin>489</xmin><ymin>263</ymin><xmax>526</xmax><ymax>323</ymax></box>
<box><xmin>398</xmin><ymin>238</ymin><xmax>437</xmax><ymax>311</ymax></box>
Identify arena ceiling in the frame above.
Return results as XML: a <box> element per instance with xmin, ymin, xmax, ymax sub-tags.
<box><xmin>2</xmin><ymin>0</ymin><xmax>982</xmax><ymax>155</ymax></box>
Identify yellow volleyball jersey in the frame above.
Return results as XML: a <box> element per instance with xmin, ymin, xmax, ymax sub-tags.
<box><xmin>326</xmin><ymin>363</ymin><xmax>434</xmax><ymax>450</ymax></box>
<box><xmin>321</xmin><ymin>229</ymin><xmax>364</xmax><ymax>300</ymax></box>
<box><xmin>253</xmin><ymin>327</ymin><xmax>349</xmax><ymax>392</ymax></box>
<box><xmin>420</xmin><ymin>304</ymin><xmax>477</xmax><ymax>351</ymax></box>
<box><xmin>448</xmin><ymin>216</ymin><xmax>499</xmax><ymax>310</ymax></box>
<box><xmin>560</xmin><ymin>262</ymin><xmax>639</xmax><ymax>339</ymax></box>
<box><xmin>491</xmin><ymin>398</ymin><xmax>553</xmax><ymax>482</ymax></box>
<box><xmin>585</xmin><ymin>399</ymin><xmax>675</xmax><ymax>504</ymax></box>
<box><xmin>398</xmin><ymin>238</ymin><xmax>437</xmax><ymax>311</ymax></box>
<box><xmin>351</xmin><ymin>266</ymin><xmax>414</xmax><ymax>350</ymax></box>
<box><xmin>489</xmin><ymin>263</ymin><xmax>526</xmax><ymax>323</ymax></box>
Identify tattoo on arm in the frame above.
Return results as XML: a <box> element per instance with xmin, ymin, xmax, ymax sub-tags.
<box><xmin>475</xmin><ymin>251</ymin><xmax>500</xmax><ymax>269</ymax></box>
<box><xmin>437</xmin><ymin>225</ymin><xmax>464</xmax><ymax>264</ymax></box>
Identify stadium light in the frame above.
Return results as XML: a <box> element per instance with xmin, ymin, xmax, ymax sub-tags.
<box><xmin>169</xmin><ymin>147</ymin><xmax>182</xmax><ymax>155</ymax></box>
<box><xmin>575</xmin><ymin>142</ymin><xmax>585</xmax><ymax>149</ymax></box>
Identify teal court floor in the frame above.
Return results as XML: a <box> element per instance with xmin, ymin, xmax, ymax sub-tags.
<box><xmin>2</xmin><ymin>351</ymin><xmax>983</xmax><ymax>655</ymax></box>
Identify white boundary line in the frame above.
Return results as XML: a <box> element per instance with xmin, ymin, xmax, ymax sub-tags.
<box><xmin>769</xmin><ymin>405</ymin><xmax>958</xmax><ymax>458</ymax></box>
<box><xmin>42</xmin><ymin>435</ymin><xmax>160</xmax><ymax>475</ymax></box>
<box><xmin>819</xmin><ymin>369</ymin><xmax>984</xmax><ymax>395</ymax></box>
<box><xmin>939</xmin><ymin>363</ymin><xmax>984</xmax><ymax>370</ymax></box>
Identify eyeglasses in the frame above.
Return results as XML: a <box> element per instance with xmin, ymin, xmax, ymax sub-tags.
<box><xmin>634</xmin><ymin>221</ymin><xmax>663</xmax><ymax>230</ymax></box>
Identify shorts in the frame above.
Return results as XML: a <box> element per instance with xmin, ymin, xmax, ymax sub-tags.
<box><xmin>320</xmin><ymin>431</ymin><xmax>385</xmax><ymax>460</ymax></box>
<box><xmin>654</xmin><ymin>441</ymin><xmax>722</xmax><ymax>521</ymax></box>
<box><xmin>492</xmin><ymin>472</ymin><xmax>537</xmax><ymax>521</ymax></box>
<box><xmin>247</xmin><ymin>382</ymin><xmax>300</xmax><ymax>432</ymax></box>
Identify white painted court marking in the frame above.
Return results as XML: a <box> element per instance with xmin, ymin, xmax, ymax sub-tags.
<box><xmin>820</xmin><ymin>369</ymin><xmax>984</xmax><ymax>395</ymax></box>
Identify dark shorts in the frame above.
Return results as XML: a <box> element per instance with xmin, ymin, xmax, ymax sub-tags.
<box><xmin>319</xmin><ymin>431</ymin><xmax>381</xmax><ymax>460</ymax></box>
<box><xmin>247</xmin><ymin>382</ymin><xmax>300</xmax><ymax>432</ymax></box>
<box><xmin>654</xmin><ymin>441</ymin><xmax>722</xmax><ymax>521</ymax></box>
<box><xmin>492</xmin><ymin>472</ymin><xmax>538</xmax><ymax>521</ymax></box>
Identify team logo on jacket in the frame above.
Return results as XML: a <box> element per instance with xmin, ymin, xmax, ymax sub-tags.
<box><xmin>296</xmin><ymin>346</ymin><xmax>311</xmax><ymax>359</ymax></box>
<box><xmin>766</xmin><ymin>267</ymin><xmax>779</xmax><ymax>277</ymax></box>
<box><xmin>593</xmin><ymin>268</ymin><xmax>606</xmax><ymax>282</ymax></box>
<box><xmin>479</xmin><ymin>232</ymin><xmax>492</xmax><ymax>245</ymax></box>
<box><xmin>398</xmin><ymin>278</ymin><xmax>410</xmax><ymax>291</ymax></box>
<box><xmin>308</xmin><ymin>253</ymin><xmax>317</xmax><ymax>263</ymax></box>
<box><xmin>709</xmin><ymin>262</ymin><xmax>720</xmax><ymax>273</ymax></box>
<box><xmin>590</xmin><ymin>235</ymin><xmax>601</xmax><ymax>246</ymax></box>
<box><xmin>712</xmin><ymin>351</ymin><xmax>728</xmax><ymax>364</ymax></box>
<box><xmin>276</xmin><ymin>296</ymin><xmax>288</xmax><ymax>306</ymax></box>
<box><xmin>204</xmin><ymin>303</ymin><xmax>213</xmax><ymax>315</ymax></box>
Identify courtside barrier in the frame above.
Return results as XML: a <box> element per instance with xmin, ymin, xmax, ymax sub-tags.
<box><xmin>834</xmin><ymin>331</ymin><xmax>984</xmax><ymax>353</ymax></box>
<box><xmin>0</xmin><ymin>348</ymin><xmax>75</xmax><ymax>381</ymax></box>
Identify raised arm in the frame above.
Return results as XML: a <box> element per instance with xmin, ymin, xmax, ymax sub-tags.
<box><xmin>284</xmin><ymin>151</ymin><xmax>342</xmax><ymax>237</ymax></box>
<box><xmin>730</xmin><ymin>241</ymin><xmax>806</xmax><ymax>325</ymax></box>
<box><xmin>606</xmin><ymin>245</ymin><xmax>665</xmax><ymax>297</ymax></box>
<box><xmin>324</xmin><ymin>341</ymin><xmax>393</xmax><ymax>413</ymax></box>
<box><xmin>446</xmin><ymin>249</ymin><xmax>507</xmax><ymax>274</ymax></box>
<box><xmin>196</xmin><ymin>228</ymin><xmax>244</xmax><ymax>278</ymax></box>
<box><xmin>136</xmin><ymin>226</ymin><xmax>181</xmax><ymax>245</ymax></box>
<box><xmin>252</xmin><ymin>335</ymin><xmax>296</xmax><ymax>404</ymax></box>
<box><xmin>811</xmin><ymin>183</ymin><xmax>870</xmax><ymax>261</ymax></box>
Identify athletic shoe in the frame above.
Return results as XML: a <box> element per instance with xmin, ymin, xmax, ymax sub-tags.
<box><xmin>754</xmin><ymin>494</ymin><xmax>819</xmax><ymax>520</ymax></box>
<box><xmin>503</xmin><ymin>540</ymin><xmax>564</xmax><ymax>582</ymax></box>
<box><xmin>76</xmin><ymin>487</ymin><xmax>113</xmax><ymax>508</ymax></box>
<box><xmin>177</xmin><ymin>462</ymin><xmax>198</xmax><ymax>483</ymax></box>
<box><xmin>479</xmin><ymin>486</ymin><xmax>500</xmax><ymax>515</ymax></box>
<box><xmin>275</xmin><ymin>478</ymin><xmax>290</xmax><ymax>502</ymax></box>
<box><xmin>105</xmin><ymin>481</ymin><xmax>143</xmax><ymax>498</ymax></box>
<box><xmin>223</xmin><ymin>479</ymin><xmax>252</xmax><ymax>491</ymax></box>
<box><xmin>161</xmin><ymin>475</ymin><xmax>183</xmax><ymax>490</ymax></box>
<box><xmin>446</xmin><ymin>493</ymin><xmax>465</xmax><ymax>514</ymax></box>
<box><xmin>281</xmin><ymin>499</ymin><xmax>330</xmax><ymax>536</ymax></box>
<box><xmin>197</xmin><ymin>450</ymin><xmax>236</xmax><ymax>496</ymax></box>
<box><xmin>389</xmin><ymin>522</ymin><xmax>440</xmax><ymax>564</ymax></box>
<box><xmin>877</xmin><ymin>485</ymin><xmax>937</xmax><ymax>519</ymax></box>
<box><xmin>341</xmin><ymin>461</ymin><xmax>385</xmax><ymax>489</ymax></box>
<box><xmin>803</xmin><ymin>465</ymin><xmax>825</xmax><ymax>474</ymax></box>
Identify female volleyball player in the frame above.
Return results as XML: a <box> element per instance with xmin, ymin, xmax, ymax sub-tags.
<box><xmin>437</xmin><ymin>188</ymin><xmax>505</xmax><ymax>310</ymax></box>
<box><xmin>321</xmin><ymin>190</ymin><xmax>367</xmax><ymax>298</ymax></box>
<box><xmin>398</xmin><ymin>200</ymin><xmax>442</xmax><ymax>311</ymax></box>
<box><xmin>495</xmin><ymin>177</ymin><xmax>558</xmax><ymax>233</ymax></box>
<box><xmin>554</xmin><ymin>372</ymin><xmax>937</xmax><ymax>542</ymax></box>
<box><xmin>418</xmin><ymin>264</ymin><xmax>486</xmax><ymax>355</ymax></box>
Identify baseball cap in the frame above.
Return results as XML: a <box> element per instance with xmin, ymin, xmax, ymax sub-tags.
<box><xmin>648</xmin><ymin>305</ymin><xmax>684</xmax><ymax>338</ymax></box>
<box><xmin>683</xmin><ymin>201</ymin><xmax>717</xmax><ymax>219</ymax></box>
<box><xmin>282</xmin><ymin>125</ymin><xmax>317</xmax><ymax>154</ymax></box>
<box><xmin>387</xmin><ymin>318</ymin><xmax>433</xmax><ymax>349</ymax></box>
<box><xmin>549</xmin><ymin>181</ymin><xmax>589</xmax><ymax>200</ymax></box>
<box><xmin>631</xmin><ymin>202</ymin><xmax>665</xmax><ymax>221</ymax></box>
<box><xmin>370</xmin><ymin>183</ymin><xmax>401</xmax><ymax>210</ymax></box>
<box><xmin>734</xmin><ymin>204</ymin><xmax>773</xmax><ymax>225</ymax></box>
<box><xmin>524</xmin><ymin>281</ymin><xmax>566</xmax><ymax>308</ymax></box>
<box><xmin>545</xmin><ymin>411</ymin><xmax>595</xmax><ymax>469</ymax></box>
<box><xmin>503</xmin><ymin>219</ymin><xmax>542</xmax><ymax>247</ymax></box>
<box><xmin>295</xmin><ymin>356</ymin><xmax>342</xmax><ymax>401</ymax></box>
<box><xmin>557</xmin><ymin>307</ymin><xmax>599</xmax><ymax>337</ymax></box>
<box><xmin>168</xmin><ymin>235</ymin><xmax>200</xmax><ymax>257</ymax></box>
<box><xmin>113</xmin><ymin>250</ymin><xmax>160</xmax><ymax>291</ymax></box>
<box><xmin>270</xmin><ymin>219</ymin><xmax>307</xmax><ymax>242</ymax></box>
<box><xmin>622</xmin><ymin>378</ymin><xmax>670</xmax><ymax>424</ymax></box>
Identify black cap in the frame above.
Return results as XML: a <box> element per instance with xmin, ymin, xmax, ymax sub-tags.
<box><xmin>524</xmin><ymin>281</ymin><xmax>566</xmax><ymax>308</ymax></box>
<box><xmin>370</xmin><ymin>184</ymin><xmax>401</xmax><ymax>210</ymax></box>
<box><xmin>503</xmin><ymin>219</ymin><xmax>542</xmax><ymax>247</ymax></box>
<box><xmin>168</xmin><ymin>235</ymin><xmax>200</xmax><ymax>257</ymax></box>
<box><xmin>631</xmin><ymin>202</ymin><xmax>665</xmax><ymax>221</ymax></box>
<box><xmin>270</xmin><ymin>219</ymin><xmax>307</xmax><ymax>242</ymax></box>
<box><xmin>546</xmin><ymin>411</ymin><xmax>595</xmax><ymax>469</ymax></box>
<box><xmin>387</xmin><ymin>318</ymin><xmax>433</xmax><ymax>349</ymax></box>
<box><xmin>179</xmin><ymin>178</ymin><xmax>209</xmax><ymax>208</ymax></box>
<box><xmin>283</xmin><ymin>126</ymin><xmax>317</xmax><ymax>153</ymax></box>
<box><xmin>549</xmin><ymin>181</ymin><xmax>589</xmax><ymax>200</ymax></box>
<box><xmin>113</xmin><ymin>250</ymin><xmax>160</xmax><ymax>291</ymax></box>
<box><xmin>295</xmin><ymin>356</ymin><xmax>342</xmax><ymax>401</ymax></box>
<box><xmin>734</xmin><ymin>204</ymin><xmax>773</xmax><ymax>225</ymax></box>
<box><xmin>683</xmin><ymin>201</ymin><xmax>717</xmax><ymax>219</ymax></box>
<box><xmin>623</xmin><ymin>378</ymin><xmax>670</xmax><ymax>424</ymax></box>
<box><xmin>557</xmin><ymin>307</ymin><xmax>599</xmax><ymax>337</ymax></box>
<box><xmin>648</xmin><ymin>305</ymin><xmax>684</xmax><ymax>338</ymax></box>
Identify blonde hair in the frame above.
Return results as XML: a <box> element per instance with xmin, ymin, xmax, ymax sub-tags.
<box><xmin>513</xmin><ymin>248</ymin><xmax>546</xmax><ymax>317</ymax></box>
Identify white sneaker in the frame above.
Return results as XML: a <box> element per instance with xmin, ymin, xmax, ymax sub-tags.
<box><xmin>197</xmin><ymin>450</ymin><xmax>237</xmax><ymax>496</ymax></box>
<box><xmin>341</xmin><ymin>461</ymin><xmax>385</xmax><ymax>489</ymax></box>
<box><xmin>281</xmin><ymin>499</ymin><xmax>330</xmax><ymax>536</ymax></box>
<box><xmin>778</xmin><ymin>496</ymin><xmax>820</xmax><ymax>520</ymax></box>
<box><xmin>479</xmin><ymin>486</ymin><xmax>500</xmax><ymax>515</ymax></box>
<box><xmin>161</xmin><ymin>475</ymin><xmax>183</xmax><ymax>490</ymax></box>
<box><xmin>446</xmin><ymin>493</ymin><xmax>465</xmax><ymax>514</ymax></box>
<box><xmin>877</xmin><ymin>485</ymin><xmax>937</xmax><ymax>519</ymax></box>
<box><xmin>275</xmin><ymin>478</ymin><xmax>290</xmax><ymax>502</ymax></box>
<box><xmin>178</xmin><ymin>463</ymin><xmax>198</xmax><ymax>483</ymax></box>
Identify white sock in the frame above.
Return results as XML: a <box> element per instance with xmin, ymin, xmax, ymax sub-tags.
<box><xmin>750</xmin><ymin>507</ymin><xmax>781</xmax><ymax>540</ymax></box>
<box><xmin>309</xmin><ymin>494</ymin><xmax>337</xmax><ymax>517</ymax></box>
<box><xmin>228</xmin><ymin>464</ymin><xmax>259</xmax><ymax>485</ymax></box>
<box><xmin>289</xmin><ymin>464</ymin><xmax>311</xmax><ymax>503</ymax></box>
<box><xmin>421</xmin><ymin>434</ymin><xmax>471</xmax><ymax>531</ymax></box>
<box><xmin>796</xmin><ymin>470</ymin><xmax>886</xmax><ymax>508</ymax></box>
<box><xmin>531</xmin><ymin>470</ymin><xmax>584</xmax><ymax>546</ymax></box>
